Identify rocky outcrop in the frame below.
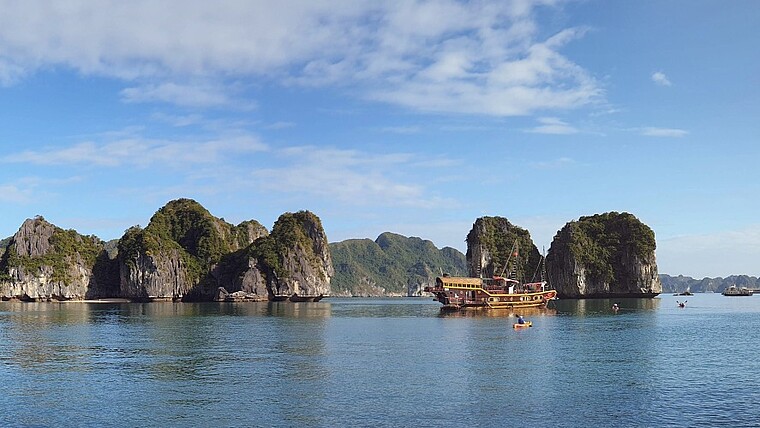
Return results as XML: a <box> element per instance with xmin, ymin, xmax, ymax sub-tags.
<box><xmin>546</xmin><ymin>212</ymin><xmax>662</xmax><ymax>298</ymax></box>
<box><xmin>1</xmin><ymin>201</ymin><xmax>334</xmax><ymax>302</ymax></box>
<box><xmin>0</xmin><ymin>216</ymin><xmax>115</xmax><ymax>300</ymax></box>
<box><xmin>118</xmin><ymin>200</ymin><xmax>333</xmax><ymax>301</ymax></box>
<box><xmin>243</xmin><ymin>211</ymin><xmax>333</xmax><ymax>299</ymax></box>
<box><xmin>119</xmin><ymin>243</ymin><xmax>192</xmax><ymax>300</ymax></box>
<box><xmin>465</xmin><ymin>217</ymin><xmax>543</xmax><ymax>282</ymax></box>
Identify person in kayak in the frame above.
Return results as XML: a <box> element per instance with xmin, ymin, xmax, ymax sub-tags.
<box><xmin>517</xmin><ymin>314</ymin><xmax>526</xmax><ymax>324</ymax></box>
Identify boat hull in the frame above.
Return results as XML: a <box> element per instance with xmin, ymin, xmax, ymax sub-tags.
<box><xmin>513</xmin><ymin>321</ymin><xmax>532</xmax><ymax>329</ymax></box>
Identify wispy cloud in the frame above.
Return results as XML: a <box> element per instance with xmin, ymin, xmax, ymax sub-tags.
<box><xmin>640</xmin><ymin>127</ymin><xmax>688</xmax><ymax>138</ymax></box>
<box><xmin>2</xmin><ymin>134</ymin><xmax>268</xmax><ymax>167</ymax></box>
<box><xmin>658</xmin><ymin>225</ymin><xmax>760</xmax><ymax>277</ymax></box>
<box><xmin>525</xmin><ymin>117</ymin><xmax>579</xmax><ymax>135</ymax></box>
<box><xmin>264</xmin><ymin>121</ymin><xmax>296</xmax><ymax>130</ymax></box>
<box><xmin>121</xmin><ymin>82</ymin><xmax>254</xmax><ymax>109</ymax></box>
<box><xmin>0</xmin><ymin>183</ymin><xmax>32</xmax><ymax>204</ymax></box>
<box><xmin>0</xmin><ymin>1</ymin><xmax>602</xmax><ymax>116</ymax></box>
<box><xmin>251</xmin><ymin>146</ymin><xmax>454</xmax><ymax>208</ymax></box>
<box><xmin>651</xmin><ymin>71</ymin><xmax>672</xmax><ymax>86</ymax></box>
<box><xmin>378</xmin><ymin>126</ymin><xmax>422</xmax><ymax>134</ymax></box>
<box><xmin>0</xmin><ymin>176</ymin><xmax>83</xmax><ymax>204</ymax></box>
<box><xmin>530</xmin><ymin>157</ymin><xmax>575</xmax><ymax>169</ymax></box>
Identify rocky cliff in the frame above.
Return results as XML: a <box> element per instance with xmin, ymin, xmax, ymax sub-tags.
<box><xmin>117</xmin><ymin>198</ymin><xmax>269</xmax><ymax>300</ymax></box>
<box><xmin>330</xmin><ymin>232</ymin><xmax>466</xmax><ymax>296</ymax></box>
<box><xmin>1</xmin><ymin>199</ymin><xmax>333</xmax><ymax>302</ymax></box>
<box><xmin>247</xmin><ymin>211</ymin><xmax>333</xmax><ymax>298</ymax></box>
<box><xmin>546</xmin><ymin>212</ymin><xmax>661</xmax><ymax>298</ymax></box>
<box><xmin>465</xmin><ymin>217</ymin><xmax>543</xmax><ymax>282</ymax></box>
<box><xmin>0</xmin><ymin>216</ymin><xmax>118</xmax><ymax>300</ymax></box>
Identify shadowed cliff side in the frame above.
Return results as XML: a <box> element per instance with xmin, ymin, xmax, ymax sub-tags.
<box><xmin>0</xmin><ymin>216</ymin><xmax>118</xmax><ymax>300</ymax></box>
<box><xmin>465</xmin><ymin>216</ymin><xmax>543</xmax><ymax>282</ymax></box>
<box><xmin>546</xmin><ymin>212</ymin><xmax>661</xmax><ymax>298</ymax></box>
<box><xmin>118</xmin><ymin>198</ymin><xmax>270</xmax><ymax>301</ymax></box>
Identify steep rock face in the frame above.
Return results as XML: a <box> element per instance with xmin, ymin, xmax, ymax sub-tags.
<box><xmin>118</xmin><ymin>199</ymin><xmax>270</xmax><ymax>300</ymax></box>
<box><xmin>465</xmin><ymin>217</ymin><xmax>542</xmax><ymax>282</ymax></box>
<box><xmin>0</xmin><ymin>217</ymin><xmax>113</xmax><ymax>300</ymax></box>
<box><xmin>546</xmin><ymin>212</ymin><xmax>662</xmax><ymax>298</ymax></box>
<box><xmin>117</xmin><ymin>200</ymin><xmax>331</xmax><ymax>301</ymax></box>
<box><xmin>119</xmin><ymin>246</ymin><xmax>192</xmax><ymax>299</ymax></box>
<box><xmin>245</xmin><ymin>211</ymin><xmax>333</xmax><ymax>298</ymax></box>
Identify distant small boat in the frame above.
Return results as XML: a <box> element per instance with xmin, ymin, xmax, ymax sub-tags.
<box><xmin>289</xmin><ymin>293</ymin><xmax>325</xmax><ymax>302</ymax></box>
<box><xmin>722</xmin><ymin>285</ymin><xmax>754</xmax><ymax>296</ymax></box>
<box><xmin>513</xmin><ymin>321</ymin><xmax>532</xmax><ymax>329</ymax></box>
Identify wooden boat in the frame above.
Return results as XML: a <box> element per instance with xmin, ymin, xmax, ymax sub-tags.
<box><xmin>722</xmin><ymin>285</ymin><xmax>754</xmax><ymax>296</ymax></box>
<box><xmin>513</xmin><ymin>321</ymin><xmax>532</xmax><ymax>329</ymax></box>
<box><xmin>425</xmin><ymin>275</ymin><xmax>557</xmax><ymax>310</ymax></box>
<box><xmin>288</xmin><ymin>293</ymin><xmax>325</xmax><ymax>302</ymax></box>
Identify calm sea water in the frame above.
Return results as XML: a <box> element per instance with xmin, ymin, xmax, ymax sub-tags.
<box><xmin>2</xmin><ymin>294</ymin><xmax>760</xmax><ymax>427</ymax></box>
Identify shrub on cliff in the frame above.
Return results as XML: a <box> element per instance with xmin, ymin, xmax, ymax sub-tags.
<box><xmin>568</xmin><ymin>212</ymin><xmax>655</xmax><ymax>284</ymax></box>
<box><xmin>0</xmin><ymin>217</ymin><xmax>103</xmax><ymax>285</ymax></box>
<box><xmin>330</xmin><ymin>232</ymin><xmax>466</xmax><ymax>296</ymax></box>
<box><xmin>466</xmin><ymin>216</ymin><xmax>542</xmax><ymax>282</ymax></box>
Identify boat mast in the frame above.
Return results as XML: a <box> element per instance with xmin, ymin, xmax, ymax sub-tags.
<box><xmin>499</xmin><ymin>240</ymin><xmax>519</xmax><ymax>280</ymax></box>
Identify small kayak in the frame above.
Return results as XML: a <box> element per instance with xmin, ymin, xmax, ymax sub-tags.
<box><xmin>513</xmin><ymin>321</ymin><xmax>532</xmax><ymax>329</ymax></box>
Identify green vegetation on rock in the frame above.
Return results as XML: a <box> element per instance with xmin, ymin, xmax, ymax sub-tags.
<box><xmin>118</xmin><ymin>198</ymin><xmax>268</xmax><ymax>286</ymax></box>
<box><xmin>248</xmin><ymin>210</ymin><xmax>324</xmax><ymax>280</ymax></box>
<box><xmin>0</xmin><ymin>221</ymin><xmax>103</xmax><ymax>284</ymax></box>
<box><xmin>466</xmin><ymin>216</ymin><xmax>542</xmax><ymax>282</ymax></box>
<box><xmin>330</xmin><ymin>232</ymin><xmax>466</xmax><ymax>296</ymax></box>
<box><xmin>559</xmin><ymin>211</ymin><xmax>656</xmax><ymax>285</ymax></box>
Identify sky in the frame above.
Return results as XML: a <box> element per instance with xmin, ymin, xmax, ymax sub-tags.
<box><xmin>0</xmin><ymin>0</ymin><xmax>759</xmax><ymax>279</ymax></box>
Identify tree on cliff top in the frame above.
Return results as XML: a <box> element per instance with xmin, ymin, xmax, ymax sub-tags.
<box><xmin>550</xmin><ymin>211</ymin><xmax>656</xmax><ymax>285</ymax></box>
<box><xmin>466</xmin><ymin>216</ymin><xmax>542</xmax><ymax>282</ymax></box>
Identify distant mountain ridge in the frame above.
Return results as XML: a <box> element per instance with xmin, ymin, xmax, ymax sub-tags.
<box><xmin>329</xmin><ymin>232</ymin><xmax>466</xmax><ymax>296</ymax></box>
<box><xmin>659</xmin><ymin>274</ymin><xmax>760</xmax><ymax>293</ymax></box>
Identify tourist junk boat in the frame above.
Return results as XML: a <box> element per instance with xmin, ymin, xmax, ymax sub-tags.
<box><xmin>426</xmin><ymin>275</ymin><xmax>557</xmax><ymax>311</ymax></box>
<box><xmin>721</xmin><ymin>285</ymin><xmax>754</xmax><ymax>296</ymax></box>
<box><xmin>425</xmin><ymin>241</ymin><xmax>557</xmax><ymax>311</ymax></box>
<box><xmin>426</xmin><ymin>241</ymin><xmax>557</xmax><ymax>311</ymax></box>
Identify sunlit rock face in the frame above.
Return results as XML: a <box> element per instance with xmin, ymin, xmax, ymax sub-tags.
<box><xmin>0</xmin><ymin>217</ymin><xmax>112</xmax><ymax>301</ymax></box>
<box><xmin>547</xmin><ymin>212</ymin><xmax>662</xmax><ymax>298</ymax></box>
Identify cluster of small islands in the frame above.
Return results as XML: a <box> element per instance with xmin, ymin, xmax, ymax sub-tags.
<box><xmin>0</xmin><ymin>198</ymin><xmax>755</xmax><ymax>303</ymax></box>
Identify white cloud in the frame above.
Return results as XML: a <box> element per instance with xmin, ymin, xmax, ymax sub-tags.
<box><xmin>251</xmin><ymin>146</ymin><xmax>454</xmax><ymax>208</ymax></box>
<box><xmin>525</xmin><ymin>117</ymin><xmax>579</xmax><ymax>134</ymax></box>
<box><xmin>2</xmin><ymin>134</ymin><xmax>267</xmax><ymax>167</ymax></box>
<box><xmin>651</xmin><ymin>71</ymin><xmax>672</xmax><ymax>86</ymax></box>
<box><xmin>264</xmin><ymin>121</ymin><xmax>296</xmax><ymax>130</ymax></box>
<box><xmin>641</xmin><ymin>127</ymin><xmax>688</xmax><ymax>138</ymax></box>
<box><xmin>121</xmin><ymin>82</ymin><xmax>254</xmax><ymax>109</ymax></box>
<box><xmin>530</xmin><ymin>157</ymin><xmax>575</xmax><ymax>169</ymax></box>
<box><xmin>0</xmin><ymin>183</ymin><xmax>32</xmax><ymax>203</ymax></box>
<box><xmin>658</xmin><ymin>226</ymin><xmax>760</xmax><ymax>277</ymax></box>
<box><xmin>378</xmin><ymin>126</ymin><xmax>422</xmax><ymax>134</ymax></box>
<box><xmin>0</xmin><ymin>1</ymin><xmax>601</xmax><ymax>116</ymax></box>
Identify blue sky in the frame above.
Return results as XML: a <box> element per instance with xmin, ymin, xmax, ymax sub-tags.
<box><xmin>1</xmin><ymin>1</ymin><xmax>758</xmax><ymax>278</ymax></box>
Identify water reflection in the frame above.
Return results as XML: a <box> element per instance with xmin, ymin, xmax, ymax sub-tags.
<box><xmin>553</xmin><ymin>297</ymin><xmax>661</xmax><ymax>316</ymax></box>
<box><xmin>437</xmin><ymin>306</ymin><xmax>557</xmax><ymax>318</ymax></box>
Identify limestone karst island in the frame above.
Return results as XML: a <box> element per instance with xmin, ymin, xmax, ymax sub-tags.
<box><xmin>0</xmin><ymin>198</ymin><xmax>662</xmax><ymax>303</ymax></box>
